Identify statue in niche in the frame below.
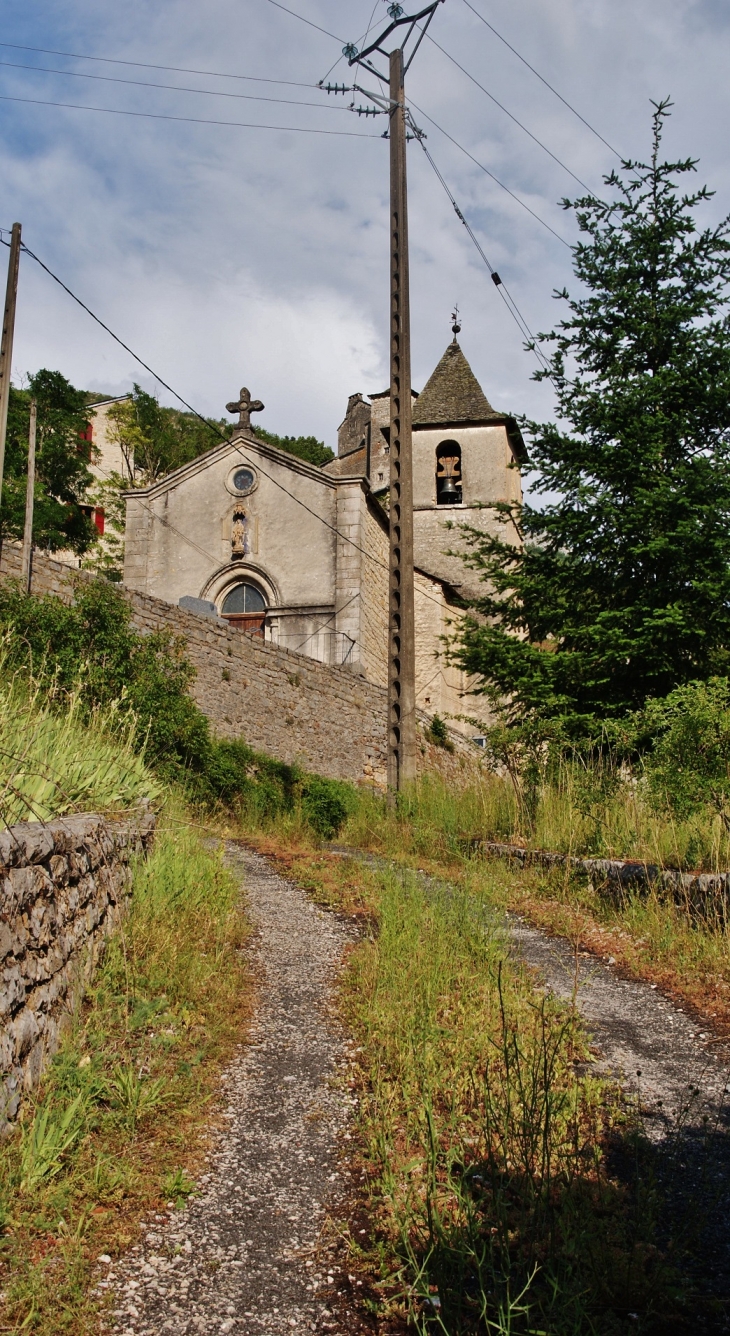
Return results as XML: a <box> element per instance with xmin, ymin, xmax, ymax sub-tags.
<box><xmin>231</xmin><ymin>510</ymin><xmax>249</xmax><ymax>558</ymax></box>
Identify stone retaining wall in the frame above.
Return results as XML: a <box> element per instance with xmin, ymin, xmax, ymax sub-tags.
<box><xmin>0</xmin><ymin>809</ymin><xmax>156</xmax><ymax>1128</ymax></box>
<box><xmin>0</xmin><ymin>546</ymin><xmax>483</xmax><ymax>788</ymax></box>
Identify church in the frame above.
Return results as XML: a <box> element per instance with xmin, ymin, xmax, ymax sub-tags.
<box><xmin>122</xmin><ymin>333</ymin><xmax>524</xmax><ymax>739</ymax></box>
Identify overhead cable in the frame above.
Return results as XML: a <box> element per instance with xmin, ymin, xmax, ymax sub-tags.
<box><xmin>424</xmin><ymin>31</ymin><xmax>601</xmax><ymax>199</ymax></box>
<box><xmin>0</xmin><ymin>58</ymin><xmax>351</xmax><ymax>111</ymax></box>
<box><xmin>408</xmin><ymin>97</ymin><xmax>571</xmax><ymax>248</ymax></box>
<box><xmin>0</xmin><ymin>93</ymin><xmax>381</xmax><ymax>137</ymax></box>
<box><xmin>460</xmin><ymin>0</ymin><xmax>623</xmax><ymax>159</ymax></box>
<box><xmin>0</xmin><ymin>40</ymin><xmax>318</xmax><ymax>89</ymax></box>
<box><xmin>265</xmin><ymin>0</ymin><xmax>346</xmax><ymax>45</ymax></box>
<box><xmin>414</xmin><ymin>135</ymin><xmax>556</xmax><ymax>380</ymax></box>
<box><xmin>6</xmin><ymin>237</ymin><xmax>472</xmax><ymax>623</ymax></box>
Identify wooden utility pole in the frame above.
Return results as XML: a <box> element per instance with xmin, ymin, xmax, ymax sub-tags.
<box><xmin>21</xmin><ymin>399</ymin><xmax>36</xmax><ymax>592</ymax></box>
<box><xmin>387</xmin><ymin>48</ymin><xmax>417</xmax><ymax>790</ymax></box>
<box><xmin>0</xmin><ymin>223</ymin><xmax>22</xmax><ymax>512</ymax></box>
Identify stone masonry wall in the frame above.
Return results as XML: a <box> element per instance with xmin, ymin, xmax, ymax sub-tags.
<box><xmin>0</xmin><ymin>809</ymin><xmax>156</xmax><ymax>1127</ymax></box>
<box><xmin>0</xmin><ymin>545</ymin><xmax>483</xmax><ymax>789</ymax></box>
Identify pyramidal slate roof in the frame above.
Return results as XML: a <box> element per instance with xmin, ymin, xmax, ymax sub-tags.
<box><xmin>412</xmin><ymin>339</ymin><xmax>501</xmax><ymax>426</ymax></box>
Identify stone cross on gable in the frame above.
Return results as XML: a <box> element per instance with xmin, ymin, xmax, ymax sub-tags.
<box><xmin>226</xmin><ymin>386</ymin><xmax>264</xmax><ymax>432</ymax></box>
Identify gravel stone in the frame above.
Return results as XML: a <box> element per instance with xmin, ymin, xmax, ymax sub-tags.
<box><xmin>103</xmin><ymin>846</ymin><xmax>365</xmax><ymax>1335</ymax></box>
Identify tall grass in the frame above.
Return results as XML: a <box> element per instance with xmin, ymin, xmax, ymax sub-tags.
<box><xmin>0</xmin><ymin>671</ymin><xmax>159</xmax><ymax>825</ymax></box>
<box><xmin>0</xmin><ymin>812</ymin><xmax>249</xmax><ymax>1335</ymax></box>
<box><xmin>334</xmin><ymin>771</ymin><xmax>730</xmax><ymax>1049</ymax></box>
<box><xmin>343</xmin><ymin>766</ymin><xmax>730</xmax><ymax>873</ymax></box>
<box><xmin>333</xmin><ymin>859</ymin><xmax>667</xmax><ymax>1333</ymax></box>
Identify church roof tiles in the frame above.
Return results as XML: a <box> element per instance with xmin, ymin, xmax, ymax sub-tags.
<box><xmin>412</xmin><ymin>339</ymin><xmax>501</xmax><ymax>426</ymax></box>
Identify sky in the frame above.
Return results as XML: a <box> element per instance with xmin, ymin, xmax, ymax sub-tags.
<box><xmin>2</xmin><ymin>0</ymin><xmax>730</xmax><ymax>450</ymax></box>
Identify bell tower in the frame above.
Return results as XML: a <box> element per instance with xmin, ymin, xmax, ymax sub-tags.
<box><xmin>410</xmin><ymin>323</ymin><xmax>526</xmax><ymax>595</ymax></box>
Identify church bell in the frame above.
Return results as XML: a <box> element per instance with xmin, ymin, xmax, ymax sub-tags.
<box><xmin>436</xmin><ymin>452</ymin><xmax>462</xmax><ymax>503</ymax></box>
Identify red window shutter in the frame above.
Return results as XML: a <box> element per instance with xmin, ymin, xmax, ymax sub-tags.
<box><xmin>94</xmin><ymin>507</ymin><xmax>105</xmax><ymax>535</ymax></box>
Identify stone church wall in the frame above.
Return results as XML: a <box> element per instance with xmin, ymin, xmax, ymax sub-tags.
<box><xmin>0</xmin><ymin>547</ymin><xmax>483</xmax><ymax>790</ymax></box>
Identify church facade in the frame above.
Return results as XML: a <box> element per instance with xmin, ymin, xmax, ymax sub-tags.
<box><xmin>122</xmin><ymin>338</ymin><xmax>524</xmax><ymax>739</ymax></box>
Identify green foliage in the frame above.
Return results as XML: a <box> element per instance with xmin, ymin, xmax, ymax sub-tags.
<box><xmin>4</xmin><ymin>371</ymin><xmax>96</xmax><ymax>553</ymax></box>
<box><xmin>254</xmin><ymin>425</ymin><xmax>334</xmax><ymax>467</ymax></box>
<box><xmin>424</xmin><ymin>713</ymin><xmax>455</xmax><ymax>752</ymax></box>
<box><xmin>343</xmin><ymin>863</ymin><xmax>661</xmax><ymax>1333</ymax></box>
<box><xmin>454</xmin><ymin>102</ymin><xmax>730</xmax><ymax>735</ymax></box>
<box><xmin>106</xmin><ymin>383</ymin><xmax>234</xmax><ymax>484</ymax></box>
<box><xmin>0</xmin><ymin>669</ymin><xmax>159</xmax><ymax>824</ymax></box>
<box><xmin>0</xmin><ymin>579</ymin><xmax>354</xmax><ymax>832</ymax></box>
<box><xmin>638</xmin><ymin>677</ymin><xmax>730</xmax><ymax>824</ymax></box>
<box><xmin>107</xmin><ymin>1065</ymin><xmax>167</xmax><ymax>1134</ymax></box>
<box><xmin>300</xmin><ymin>774</ymin><xmax>354</xmax><ymax>838</ymax></box>
<box><xmin>19</xmin><ymin>1094</ymin><xmax>86</xmax><ymax>1192</ymax></box>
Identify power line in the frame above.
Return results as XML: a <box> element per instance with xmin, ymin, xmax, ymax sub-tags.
<box><xmin>0</xmin><ymin>58</ymin><xmax>352</xmax><ymax>111</ymax></box>
<box><xmin>408</xmin><ymin>97</ymin><xmax>571</xmax><ymax>248</ymax></box>
<box><xmin>460</xmin><ymin>0</ymin><xmax>623</xmax><ymax>160</ymax></box>
<box><xmin>319</xmin><ymin>0</ymin><xmax>380</xmax><ymax>87</ymax></box>
<box><xmin>265</xmin><ymin>0</ymin><xmax>346</xmax><ymax>45</ymax></box>
<box><xmin>414</xmin><ymin>135</ymin><xmax>557</xmax><ymax>382</ymax></box>
<box><xmin>424</xmin><ymin>31</ymin><xmax>601</xmax><ymax>199</ymax></box>
<box><xmin>5</xmin><ymin>236</ymin><xmax>470</xmax><ymax>630</ymax></box>
<box><xmin>0</xmin><ymin>92</ymin><xmax>381</xmax><ymax>137</ymax></box>
<box><xmin>0</xmin><ymin>40</ymin><xmax>319</xmax><ymax>89</ymax></box>
<box><xmin>9</xmin><ymin>238</ymin><xmax>392</xmax><ymax>577</ymax></box>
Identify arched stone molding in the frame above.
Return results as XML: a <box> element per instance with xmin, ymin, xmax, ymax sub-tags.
<box><xmin>199</xmin><ymin>562</ymin><xmax>280</xmax><ymax>613</ymax></box>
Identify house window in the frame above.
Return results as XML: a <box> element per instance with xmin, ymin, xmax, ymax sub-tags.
<box><xmin>221</xmin><ymin>582</ymin><xmax>267</xmax><ymax>636</ymax></box>
<box><xmin>436</xmin><ymin>440</ymin><xmax>462</xmax><ymax>505</ymax></box>
<box><xmin>94</xmin><ymin>507</ymin><xmax>105</xmax><ymax>535</ymax></box>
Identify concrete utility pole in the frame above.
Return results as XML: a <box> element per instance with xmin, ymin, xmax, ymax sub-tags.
<box><xmin>344</xmin><ymin>3</ymin><xmax>444</xmax><ymax>791</ymax></box>
<box><xmin>21</xmin><ymin>399</ymin><xmax>36</xmax><ymax>593</ymax></box>
<box><xmin>0</xmin><ymin>223</ymin><xmax>22</xmax><ymax>515</ymax></box>
<box><xmin>387</xmin><ymin>45</ymin><xmax>417</xmax><ymax>790</ymax></box>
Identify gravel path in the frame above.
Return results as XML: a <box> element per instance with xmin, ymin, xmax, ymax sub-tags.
<box><xmin>506</xmin><ymin>911</ymin><xmax>730</xmax><ymax>1133</ymax></box>
<box><xmin>101</xmin><ymin>845</ymin><xmax>366</xmax><ymax>1336</ymax></box>
<box><xmin>102</xmin><ymin>842</ymin><xmax>730</xmax><ymax>1330</ymax></box>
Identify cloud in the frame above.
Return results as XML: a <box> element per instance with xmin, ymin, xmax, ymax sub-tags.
<box><xmin>1</xmin><ymin>0</ymin><xmax>729</xmax><ymax>447</ymax></box>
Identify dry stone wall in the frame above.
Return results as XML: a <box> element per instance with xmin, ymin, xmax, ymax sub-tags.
<box><xmin>0</xmin><ymin>546</ymin><xmax>483</xmax><ymax>789</ymax></box>
<box><xmin>0</xmin><ymin>809</ymin><xmax>155</xmax><ymax>1128</ymax></box>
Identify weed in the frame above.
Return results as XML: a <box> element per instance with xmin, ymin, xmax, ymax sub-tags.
<box><xmin>108</xmin><ymin>1065</ymin><xmax>167</xmax><ymax>1134</ymax></box>
<box><xmin>424</xmin><ymin>715</ymin><xmax>455</xmax><ymax>753</ymax></box>
<box><xmin>162</xmin><ymin>1167</ymin><xmax>196</xmax><ymax>1208</ymax></box>
<box><xmin>19</xmin><ymin>1094</ymin><xmax>86</xmax><ymax>1192</ymax></box>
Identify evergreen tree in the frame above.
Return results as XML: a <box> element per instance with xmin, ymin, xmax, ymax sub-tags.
<box><xmin>454</xmin><ymin>102</ymin><xmax>730</xmax><ymax>735</ymax></box>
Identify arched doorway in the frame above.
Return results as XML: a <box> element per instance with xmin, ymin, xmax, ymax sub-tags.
<box><xmin>221</xmin><ymin>582</ymin><xmax>267</xmax><ymax>636</ymax></box>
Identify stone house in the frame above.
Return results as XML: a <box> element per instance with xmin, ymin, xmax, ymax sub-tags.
<box><xmin>122</xmin><ymin>338</ymin><xmax>524</xmax><ymax>737</ymax></box>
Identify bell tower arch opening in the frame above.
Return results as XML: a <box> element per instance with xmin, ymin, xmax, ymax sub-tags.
<box><xmin>435</xmin><ymin>440</ymin><xmax>462</xmax><ymax>505</ymax></box>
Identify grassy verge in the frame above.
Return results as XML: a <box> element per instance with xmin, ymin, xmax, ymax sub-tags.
<box><xmin>333</xmin><ymin>777</ymin><xmax>730</xmax><ymax>1036</ymax></box>
<box><xmin>241</xmin><ymin>834</ymin><xmax>687</xmax><ymax>1334</ymax></box>
<box><xmin>0</xmin><ymin>670</ymin><xmax>160</xmax><ymax>825</ymax></box>
<box><xmin>0</xmin><ymin>809</ymin><xmax>249</xmax><ymax>1335</ymax></box>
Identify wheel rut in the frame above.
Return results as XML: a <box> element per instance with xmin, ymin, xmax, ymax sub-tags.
<box><xmin>102</xmin><ymin>844</ymin><xmax>367</xmax><ymax>1336</ymax></box>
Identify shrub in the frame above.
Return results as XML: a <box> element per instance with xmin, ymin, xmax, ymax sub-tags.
<box><xmin>638</xmin><ymin>677</ymin><xmax>730</xmax><ymax>824</ymax></box>
<box><xmin>300</xmin><ymin>775</ymin><xmax>354</xmax><ymax>839</ymax></box>
<box><xmin>425</xmin><ymin>713</ymin><xmax>455</xmax><ymax>752</ymax></box>
<box><xmin>0</xmin><ymin>578</ymin><xmax>356</xmax><ymax>833</ymax></box>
